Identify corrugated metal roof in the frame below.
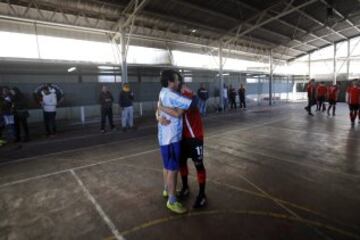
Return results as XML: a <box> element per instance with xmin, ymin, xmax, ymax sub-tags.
<box><xmin>0</xmin><ymin>0</ymin><xmax>359</xmax><ymax>61</ymax></box>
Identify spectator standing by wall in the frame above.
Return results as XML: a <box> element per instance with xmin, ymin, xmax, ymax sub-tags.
<box><xmin>11</xmin><ymin>87</ymin><xmax>30</xmax><ymax>142</ymax></box>
<box><xmin>197</xmin><ymin>83</ymin><xmax>209</xmax><ymax>117</ymax></box>
<box><xmin>99</xmin><ymin>85</ymin><xmax>115</xmax><ymax>133</ymax></box>
<box><xmin>229</xmin><ymin>85</ymin><xmax>237</xmax><ymax>110</ymax></box>
<box><xmin>238</xmin><ymin>84</ymin><xmax>247</xmax><ymax>110</ymax></box>
<box><xmin>223</xmin><ymin>84</ymin><xmax>228</xmax><ymax>112</ymax></box>
<box><xmin>119</xmin><ymin>83</ymin><xmax>134</xmax><ymax>131</ymax></box>
<box><xmin>41</xmin><ymin>85</ymin><xmax>58</xmax><ymax>137</ymax></box>
<box><xmin>1</xmin><ymin>87</ymin><xmax>15</xmax><ymax>143</ymax></box>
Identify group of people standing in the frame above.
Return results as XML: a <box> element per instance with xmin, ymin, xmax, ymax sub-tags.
<box><xmin>305</xmin><ymin>78</ymin><xmax>360</xmax><ymax>125</ymax></box>
<box><xmin>0</xmin><ymin>87</ymin><xmax>30</xmax><ymax>146</ymax></box>
<box><xmin>98</xmin><ymin>83</ymin><xmax>135</xmax><ymax>133</ymax></box>
<box><xmin>223</xmin><ymin>84</ymin><xmax>247</xmax><ymax>111</ymax></box>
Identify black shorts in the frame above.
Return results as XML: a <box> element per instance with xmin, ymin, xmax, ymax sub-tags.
<box><xmin>317</xmin><ymin>96</ymin><xmax>325</xmax><ymax>102</ymax></box>
<box><xmin>181</xmin><ymin>138</ymin><xmax>204</xmax><ymax>164</ymax></box>
<box><xmin>349</xmin><ymin>104</ymin><xmax>359</xmax><ymax>111</ymax></box>
<box><xmin>328</xmin><ymin>100</ymin><xmax>337</xmax><ymax>105</ymax></box>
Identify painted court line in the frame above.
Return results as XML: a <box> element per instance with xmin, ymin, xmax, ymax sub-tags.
<box><xmin>71</xmin><ymin>170</ymin><xmax>125</xmax><ymax>240</ymax></box>
<box><xmin>0</xmin><ymin>116</ymin><xmax>286</xmax><ymax>168</ymax></box>
<box><xmin>206</xmin><ymin>141</ymin><xmax>360</xmax><ymax>180</ymax></box>
<box><xmin>89</xmin><ymin>163</ymin><xmax>359</xmax><ymax>239</ymax></box>
<box><xmin>0</xmin><ymin>117</ymin><xmax>287</xmax><ymax>189</ymax></box>
<box><xmin>226</xmin><ymin>167</ymin><xmax>334</xmax><ymax>239</ymax></box>
<box><xmin>0</xmin><ymin>134</ymin><xmax>154</xmax><ymax>167</ymax></box>
<box><xmin>0</xmin><ymin>149</ymin><xmax>158</xmax><ymax>189</ymax></box>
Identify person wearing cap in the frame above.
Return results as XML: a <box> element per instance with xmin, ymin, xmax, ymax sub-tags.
<box><xmin>119</xmin><ymin>83</ymin><xmax>134</xmax><ymax>132</ymax></box>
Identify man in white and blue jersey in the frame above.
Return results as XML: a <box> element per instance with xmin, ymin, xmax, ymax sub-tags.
<box><xmin>157</xmin><ymin>70</ymin><xmax>194</xmax><ymax>214</ymax></box>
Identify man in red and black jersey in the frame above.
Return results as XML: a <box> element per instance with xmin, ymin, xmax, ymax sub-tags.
<box><xmin>158</xmin><ymin>81</ymin><xmax>207</xmax><ymax>209</ymax></box>
<box><xmin>327</xmin><ymin>82</ymin><xmax>340</xmax><ymax>116</ymax></box>
<box><xmin>346</xmin><ymin>79</ymin><xmax>360</xmax><ymax>125</ymax></box>
<box><xmin>305</xmin><ymin>79</ymin><xmax>316</xmax><ymax>116</ymax></box>
<box><xmin>316</xmin><ymin>81</ymin><xmax>327</xmax><ymax>112</ymax></box>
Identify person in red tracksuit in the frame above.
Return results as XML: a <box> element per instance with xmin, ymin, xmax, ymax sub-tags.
<box><xmin>346</xmin><ymin>79</ymin><xmax>360</xmax><ymax>125</ymax></box>
<box><xmin>304</xmin><ymin>79</ymin><xmax>316</xmax><ymax>116</ymax></box>
<box><xmin>158</xmin><ymin>81</ymin><xmax>207</xmax><ymax>209</ymax></box>
<box><xmin>316</xmin><ymin>82</ymin><xmax>327</xmax><ymax>112</ymax></box>
<box><xmin>327</xmin><ymin>82</ymin><xmax>340</xmax><ymax>116</ymax></box>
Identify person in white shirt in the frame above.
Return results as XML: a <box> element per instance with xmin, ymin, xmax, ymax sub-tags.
<box><xmin>223</xmin><ymin>84</ymin><xmax>228</xmax><ymax>111</ymax></box>
<box><xmin>41</xmin><ymin>86</ymin><xmax>57</xmax><ymax>137</ymax></box>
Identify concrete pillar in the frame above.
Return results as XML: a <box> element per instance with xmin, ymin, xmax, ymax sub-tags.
<box><xmin>219</xmin><ymin>42</ymin><xmax>224</xmax><ymax>111</ymax></box>
<box><xmin>308</xmin><ymin>54</ymin><xmax>311</xmax><ymax>78</ymax></box>
<box><xmin>120</xmin><ymin>30</ymin><xmax>128</xmax><ymax>83</ymax></box>
<box><xmin>269</xmin><ymin>50</ymin><xmax>273</xmax><ymax>106</ymax></box>
<box><xmin>333</xmin><ymin>43</ymin><xmax>337</xmax><ymax>84</ymax></box>
<box><xmin>347</xmin><ymin>39</ymin><xmax>350</xmax><ymax>80</ymax></box>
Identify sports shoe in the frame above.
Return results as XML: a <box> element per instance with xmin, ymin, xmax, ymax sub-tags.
<box><xmin>166</xmin><ymin>201</ymin><xmax>187</xmax><ymax>214</ymax></box>
<box><xmin>177</xmin><ymin>187</ymin><xmax>190</xmax><ymax>199</ymax></box>
<box><xmin>193</xmin><ymin>194</ymin><xmax>207</xmax><ymax>209</ymax></box>
<box><xmin>162</xmin><ymin>189</ymin><xmax>168</xmax><ymax>198</ymax></box>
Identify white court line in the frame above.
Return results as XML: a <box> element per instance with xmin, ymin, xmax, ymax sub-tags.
<box><xmin>0</xmin><ymin>149</ymin><xmax>158</xmax><ymax>189</ymax></box>
<box><xmin>0</xmin><ymin>115</ymin><xmax>287</xmax><ymax>168</ymax></box>
<box><xmin>23</xmin><ymin>124</ymin><xmax>156</xmax><ymax>147</ymax></box>
<box><xmin>0</xmin><ymin>117</ymin><xmax>287</xmax><ymax>189</ymax></box>
<box><xmin>264</xmin><ymin>125</ymin><xmax>360</xmax><ymax>142</ymax></box>
<box><xmin>206</xmin><ymin>142</ymin><xmax>360</xmax><ymax>180</ymax></box>
<box><xmin>71</xmin><ymin>170</ymin><xmax>126</xmax><ymax>240</ymax></box>
<box><xmin>238</xmin><ymin>173</ymin><xmax>333</xmax><ymax>239</ymax></box>
<box><xmin>207</xmin><ymin>117</ymin><xmax>288</xmax><ymax>138</ymax></box>
<box><xmin>0</xmin><ymin>134</ymin><xmax>153</xmax><ymax>167</ymax></box>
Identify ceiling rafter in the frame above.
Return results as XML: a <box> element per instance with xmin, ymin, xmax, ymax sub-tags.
<box><xmin>319</xmin><ymin>0</ymin><xmax>360</xmax><ymax>33</ymax></box>
<box><xmin>232</xmin><ymin>0</ymin><xmax>331</xmax><ymax>44</ymax></box>
<box><xmin>295</xmin><ymin>7</ymin><xmax>348</xmax><ymax>40</ymax></box>
<box><xmin>217</xmin><ymin>0</ymin><xmax>318</xmax><ymax>47</ymax></box>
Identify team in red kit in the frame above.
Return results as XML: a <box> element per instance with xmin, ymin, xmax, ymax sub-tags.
<box><xmin>305</xmin><ymin>78</ymin><xmax>360</xmax><ymax>125</ymax></box>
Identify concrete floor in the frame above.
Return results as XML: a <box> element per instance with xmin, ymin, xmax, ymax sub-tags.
<box><xmin>0</xmin><ymin>103</ymin><xmax>360</xmax><ymax>240</ymax></box>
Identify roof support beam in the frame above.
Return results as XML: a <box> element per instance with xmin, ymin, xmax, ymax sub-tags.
<box><xmin>168</xmin><ymin>0</ymin><xmax>238</xmax><ymax>24</ymax></box>
<box><xmin>285</xmin><ymin>22</ymin><xmax>360</xmax><ymax>53</ymax></box>
<box><xmin>296</xmin><ymin>8</ymin><xmax>348</xmax><ymax>40</ymax></box>
<box><xmin>319</xmin><ymin>0</ymin><xmax>360</xmax><ymax>34</ymax></box>
<box><xmin>112</xmin><ymin>0</ymin><xmax>151</xmax><ymax>33</ymax></box>
<box><xmin>233</xmin><ymin>0</ymin><xmax>331</xmax><ymax>44</ymax></box>
<box><xmin>222</xmin><ymin>0</ymin><xmax>318</xmax><ymax>46</ymax></box>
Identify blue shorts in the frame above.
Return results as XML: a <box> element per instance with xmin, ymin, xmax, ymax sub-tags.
<box><xmin>160</xmin><ymin>141</ymin><xmax>181</xmax><ymax>171</ymax></box>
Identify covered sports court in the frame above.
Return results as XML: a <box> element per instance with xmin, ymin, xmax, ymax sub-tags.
<box><xmin>1</xmin><ymin>0</ymin><xmax>360</xmax><ymax>239</ymax></box>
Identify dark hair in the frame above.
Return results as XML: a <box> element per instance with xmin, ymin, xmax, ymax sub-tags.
<box><xmin>160</xmin><ymin>70</ymin><xmax>177</xmax><ymax>87</ymax></box>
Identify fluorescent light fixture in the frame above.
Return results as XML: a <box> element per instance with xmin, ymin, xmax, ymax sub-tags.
<box><xmin>217</xmin><ymin>73</ymin><xmax>230</xmax><ymax>76</ymax></box>
<box><xmin>97</xmin><ymin>66</ymin><xmax>120</xmax><ymax>70</ymax></box>
<box><xmin>67</xmin><ymin>67</ymin><xmax>77</xmax><ymax>72</ymax></box>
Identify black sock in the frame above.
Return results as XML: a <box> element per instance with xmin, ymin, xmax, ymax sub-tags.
<box><xmin>199</xmin><ymin>183</ymin><xmax>205</xmax><ymax>196</ymax></box>
<box><xmin>182</xmin><ymin>176</ymin><xmax>188</xmax><ymax>189</ymax></box>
